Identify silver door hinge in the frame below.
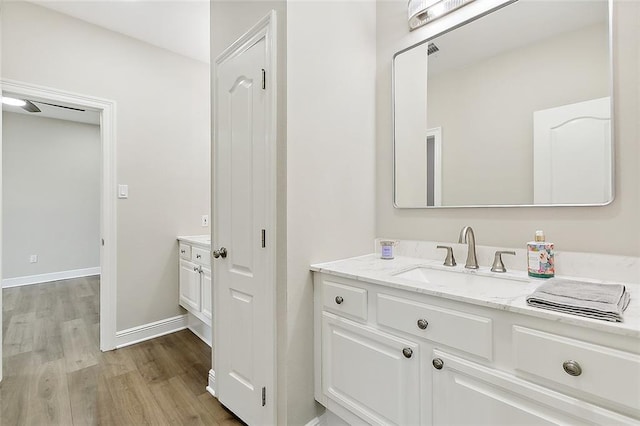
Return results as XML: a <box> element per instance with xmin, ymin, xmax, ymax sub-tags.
<box><xmin>262</xmin><ymin>387</ymin><xmax>266</xmax><ymax>407</ymax></box>
<box><xmin>261</xmin><ymin>229</ymin><xmax>266</xmax><ymax>248</ymax></box>
<box><xmin>261</xmin><ymin>69</ymin><xmax>266</xmax><ymax>90</ymax></box>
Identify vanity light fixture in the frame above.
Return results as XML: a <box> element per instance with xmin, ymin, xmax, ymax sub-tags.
<box><xmin>1</xmin><ymin>96</ymin><xmax>26</xmax><ymax>107</ymax></box>
<box><xmin>408</xmin><ymin>0</ymin><xmax>476</xmax><ymax>30</ymax></box>
<box><xmin>1</xmin><ymin>96</ymin><xmax>41</xmax><ymax>113</ymax></box>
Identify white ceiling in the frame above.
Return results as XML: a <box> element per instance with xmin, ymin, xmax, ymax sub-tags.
<box><xmin>30</xmin><ymin>0</ymin><xmax>210</xmax><ymax>64</ymax></box>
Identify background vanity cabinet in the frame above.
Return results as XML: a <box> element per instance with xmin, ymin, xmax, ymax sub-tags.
<box><xmin>313</xmin><ymin>272</ymin><xmax>640</xmax><ymax>425</ymax></box>
<box><xmin>178</xmin><ymin>239</ymin><xmax>212</xmax><ymax>337</ymax></box>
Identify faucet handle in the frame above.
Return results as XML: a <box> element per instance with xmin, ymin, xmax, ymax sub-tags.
<box><xmin>436</xmin><ymin>245</ymin><xmax>457</xmax><ymax>267</ymax></box>
<box><xmin>491</xmin><ymin>250</ymin><xmax>516</xmax><ymax>273</ymax></box>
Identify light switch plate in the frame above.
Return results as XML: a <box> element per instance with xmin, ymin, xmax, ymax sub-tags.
<box><xmin>201</xmin><ymin>215</ymin><xmax>209</xmax><ymax>227</ymax></box>
<box><xmin>118</xmin><ymin>184</ymin><xmax>129</xmax><ymax>199</ymax></box>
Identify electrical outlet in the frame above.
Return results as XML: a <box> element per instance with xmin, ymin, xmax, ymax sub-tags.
<box><xmin>201</xmin><ymin>215</ymin><xmax>209</xmax><ymax>227</ymax></box>
<box><xmin>30</xmin><ymin>255</ymin><xmax>38</xmax><ymax>263</ymax></box>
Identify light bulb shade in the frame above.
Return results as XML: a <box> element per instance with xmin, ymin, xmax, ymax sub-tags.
<box><xmin>1</xmin><ymin>96</ymin><xmax>27</xmax><ymax>107</ymax></box>
<box><xmin>408</xmin><ymin>0</ymin><xmax>476</xmax><ymax>30</ymax></box>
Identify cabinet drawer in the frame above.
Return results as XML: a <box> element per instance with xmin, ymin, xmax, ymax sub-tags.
<box><xmin>513</xmin><ymin>326</ymin><xmax>640</xmax><ymax>412</ymax></box>
<box><xmin>192</xmin><ymin>247</ymin><xmax>210</xmax><ymax>267</ymax></box>
<box><xmin>179</xmin><ymin>243</ymin><xmax>191</xmax><ymax>260</ymax></box>
<box><xmin>323</xmin><ymin>280</ymin><xmax>367</xmax><ymax>321</ymax></box>
<box><xmin>377</xmin><ymin>293</ymin><xmax>492</xmax><ymax>360</ymax></box>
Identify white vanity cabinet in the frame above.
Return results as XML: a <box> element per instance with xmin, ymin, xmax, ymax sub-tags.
<box><xmin>313</xmin><ymin>272</ymin><xmax>640</xmax><ymax>425</ymax></box>
<box><xmin>178</xmin><ymin>237</ymin><xmax>212</xmax><ymax>345</ymax></box>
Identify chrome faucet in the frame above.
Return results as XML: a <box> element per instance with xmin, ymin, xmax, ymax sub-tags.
<box><xmin>458</xmin><ymin>226</ymin><xmax>479</xmax><ymax>269</ymax></box>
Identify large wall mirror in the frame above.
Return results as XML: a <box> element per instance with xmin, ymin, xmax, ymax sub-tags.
<box><xmin>393</xmin><ymin>0</ymin><xmax>612</xmax><ymax>208</ymax></box>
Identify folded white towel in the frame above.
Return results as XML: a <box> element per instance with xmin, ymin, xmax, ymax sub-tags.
<box><xmin>526</xmin><ymin>278</ymin><xmax>630</xmax><ymax>322</ymax></box>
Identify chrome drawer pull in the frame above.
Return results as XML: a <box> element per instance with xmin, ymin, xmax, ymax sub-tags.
<box><xmin>335</xmin><ymin>296</ymin><xmax>344</xmax><ymax>305</ymax></box>
<box><xmin>432</xmin><ymin>358</ymin><xmax>444</xmax><ymax>370</ymax></box>
<box><xmin>563</xmin><ymin>360</ymin><xmax>582</xmax><ymax>376</ymax></box>
<box><xmin>181</xmin><ymin>250</ymin><xmax>186</xmax><ymax>254</ymax></box>
<box><xmin>402</xmin><ymin>348</ymin><xmax>413</xmax><ymax>358</ymax></box>
<box><xmin>417</xmin><ymin>319</ymin><xmax>428</xmax><ymax>330</ymax></box>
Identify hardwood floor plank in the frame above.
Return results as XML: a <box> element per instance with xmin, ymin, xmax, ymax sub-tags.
<box><xmin>98</xmin><ymin>347</ymin><xmax>137</xmax><ymax>379</ymax></box>
<box><xmin>68</xmin><ymin>365</ymin><xmax>99</xmax><ymax>426</ymax></box>
<box><xmin>197</xmin><ymin>393</ymin><xmax>245</xmax><ymax>425</ymax></box>
<box><xmin>0</xmin><ymin>352</ymin><xmax>34</xmax><ymax>426</ymax></box>
<box><xmin>33</xmin><ymin>316</ymin><xmax>64</xmax><ymax>364</ymax></box>
<box><xmin>105</xmin><ymin>370</ymin><xmax>170</xmax><ymax>425</ymax></box>
<box><xmin>150</xmin><ymin>376</ymin><xmax>219</xmax><ymax>425</ymax></box>
<box><xmin>25</xmin><ymin>358</ymin><xmax>74</xmax><ymax>426</ymax></box>
<box><xmin>3</xmin><ymin>286</ymin><xmax>20</xmax><ymax>311</ymax></box>
<box><xmin>4</xmin><ymin>311</ymin><xmax>36</xmax><ymax>357</ymax></box>
<box><xmin>61</xmin><ymin>318</ymin><xmax>99</xmax><ymax>373</ymax></box>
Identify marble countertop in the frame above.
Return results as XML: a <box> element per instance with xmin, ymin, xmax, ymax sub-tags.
<box><xmin>311</xmin><ymin>254</ymin><xmax>640</xmax><ymax>339</ymax></box>
<box><xmin>177</xmin><ymin>235</ymin><xmax>211</xmax><ymax>249</ymax></box>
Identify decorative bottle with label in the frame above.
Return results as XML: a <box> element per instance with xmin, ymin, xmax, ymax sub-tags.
<box><xmin>527</xmin><ymin>230</ymin><xmax>555</xmax><ymax>278</ymax></box>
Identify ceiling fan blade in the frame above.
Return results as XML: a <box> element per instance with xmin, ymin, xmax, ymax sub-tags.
<box><xmin>22</xmin><ymin>100</ymin><xmax>41</xmax><ymax>113</ymax></box>
<box><xmin>35</xmin><ymin>101</ymin><xmax>85</xmax><ymax>112</ymax></box>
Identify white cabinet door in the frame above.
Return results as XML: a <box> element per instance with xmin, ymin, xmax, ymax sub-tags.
<box><xmin>179</xmin><ymin>259</ymin><xmax>201</xmax><ymax>312</ymax></box>
<box><xmin>201</xmin><ymin>266</ymin><xmax>212</xmax><ymax>321</ymax></box>
<box><xmin>432</xmin><ymin>350</ymin><xmax>636</xmax><ymax>426</ymax></box>
<box><xmin>322</xmin><ymin>312</ymin><xmax>420</xmax><ymax>426</ymax></box>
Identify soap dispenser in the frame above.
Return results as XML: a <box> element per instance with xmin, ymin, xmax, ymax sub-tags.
<box><xmin>527</xmin><ymin>230</ymin><xmax>555</xmax><ymax>278</ymax></box>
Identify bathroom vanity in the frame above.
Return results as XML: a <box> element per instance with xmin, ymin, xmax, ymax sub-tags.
<box><xmin>177</xmin><ymin>235</ymin><xmax>212</xmax><ymax>345</ymax></box>
<box><xmin>312</xmin><ymin>254</ymin><xmax>640</xmax><ymax>425</ymax></box>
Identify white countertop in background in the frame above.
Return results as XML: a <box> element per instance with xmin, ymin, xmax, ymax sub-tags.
<box><xmin>177</xmin><ymin>235</ymin><xmax>211</xmax><ymax>249</ymax></box>
<box><xmin>311</xmin><ymin>254</ymin><xmax>640</xmax><ymax>339</ymax></box>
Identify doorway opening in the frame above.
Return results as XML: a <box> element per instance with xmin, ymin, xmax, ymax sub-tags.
<box><xmin>0</xmin><ymin>79</ymin><xmax>117</xmax><ymax>380</ymax></box>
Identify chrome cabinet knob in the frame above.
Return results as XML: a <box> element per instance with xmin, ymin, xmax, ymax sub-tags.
<box><xmin>417</xmin><ymin>319</ymin><xmax>429</xmax><ymax>330</ymax></box>
<box><xmin>402</xmin><ymin>348</ymin><xmax>413</xmax><ymax>358</ymax></box>
<box><xmin>180</xmin><ymin>249</ymin><xmax>186</xmax><ymax>254</ymax></box>
<box><xmin>193</xmin><ymin>266</ymin><xmax>199</xmax><ymax>272</ymax></box>
<box><xmin>563</xmin><ymin>360</ymin><xmax>582</xmax><ymax>376</ymax></box>
<box><xmin>196</xmin><ymin>254</ymin><xmax>201</xmax><ymax>259</ymax></box>
<box><xmin>335</xmin><ymin>296</ymin><xmax>344</xmax><ymax>305</ymax></box>
<box><xmin>213</xmin><ymin>247</ymin><xmax>228</xmax><ymax>259</ymax></box>
<box><xmin>432</xmin><ymin>358</ymin><xmax>444</xmax><ymax>370</ymax></box>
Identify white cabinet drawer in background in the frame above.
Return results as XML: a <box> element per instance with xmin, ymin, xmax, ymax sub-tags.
<box><xmin>513</xmin><ymin>326</ymin><xmax>640</xmax><ymax>412</ymax></box>
<box><xmin>322</xmin><ymin>279</ymin><xmax>367</xmax><ymax>321</ymax></box>
<box><xmin>192</xmin><ymin>247</ymin><xmax>210</xmax><ymax>267</ymax></box>
<box><xmin>377</xmin><ymin>293</ymin><xmax>493</xmax><ymax>360</ymax></box>
<box><xmin>179</xmin><ymin>243</ymin><xmax>192</xmax><ymax>260</ymax></box>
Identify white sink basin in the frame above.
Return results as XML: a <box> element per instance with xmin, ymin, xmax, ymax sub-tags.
<box><xmin>393</xmin><ymin>265</ymin><xmax>529</xmax><ymax>287</ymax></box>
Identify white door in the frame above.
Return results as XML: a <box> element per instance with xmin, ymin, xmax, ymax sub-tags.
<box><xmin>213</xmin><ymin>12</ymin><xmax>276</xmax><ymax>426</ymax></box>
<box><xmin>179</xmin><ymin>260</ymin><xmax>201</xmax><ymax>312</ymax></box>
<box><xmin>533</xmin><ymin>97</ymin><xmax>611</xmax><ymax>204</ymax></box>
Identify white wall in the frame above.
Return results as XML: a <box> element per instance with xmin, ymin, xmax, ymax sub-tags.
<box><xmin>1</xmin><ymin>1</ymin><xmax>211</xmax><ymax>330</ymax></box>
<box><xmin>287</xmin><ymin>1</ymin><xmax>377</xmax><ymax>423</ymax></box>
<box><xmin>2</xmin><ymin>112</ymin><xmax>100</xmax><ymax>280</ymax></box>
<box><xmin>377</xmin><ymin>0</ymin><xmax>640</xmax><ymax>257</ymax></box>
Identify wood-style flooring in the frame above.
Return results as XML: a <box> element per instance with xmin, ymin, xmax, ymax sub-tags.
<box><xmin>1</xmin><ymin>277</ymin><xmax>244</xmax><ymax>425</ymax></box>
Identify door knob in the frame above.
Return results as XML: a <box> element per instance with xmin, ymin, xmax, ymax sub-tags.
<box><xmin>213</xmin><ymin>247</ymin><xmax>228</xmax><ymax>259</ymax></box>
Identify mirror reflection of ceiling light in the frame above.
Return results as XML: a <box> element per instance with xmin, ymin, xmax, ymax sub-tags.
<box><xmin>408</xmin><ymin>0</ymin><xmax>476</xmax><ymax>31</ymax></box>
<box><xmin>1</xmin><ymin>96</ymin><xmax>27</xmax><ymax>107</ymax></box>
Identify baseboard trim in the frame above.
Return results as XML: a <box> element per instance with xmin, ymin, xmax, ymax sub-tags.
<box><xmin>115</xmin><ymin>314</ymin><xmax>188</xmax><ymax>348</ymax></box>
<box><xmin>305</xmin><ymin>416</ymin><xmax>323</xmax><ymax>426</ymax></box>
<box><xmin>2</xmin><ymin>267</ymin><xmax>101</xmax><ymax>288</ymax></box>
<box><xmin>206</xmin><ymin>369</ymin><xmax>216</xmax><ymax>397</ymax></box>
